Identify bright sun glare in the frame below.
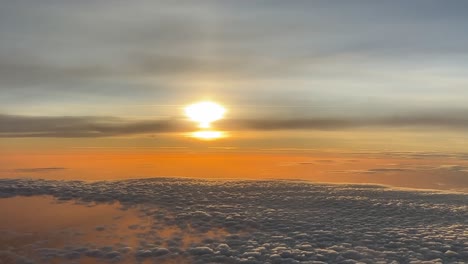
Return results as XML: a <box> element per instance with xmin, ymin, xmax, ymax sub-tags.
<box><xmin>185</xmin><ymin>101</ymin><xmax>226</xmax><ymax>140</ymax></box>
<box><xmin>184</xmin><ymin>101</ymin><xmax>226</xmax><ymax>128</ymax></box>
<box><xmin>192</xmin><ymin>131</ymin><xmax>224</xmax><ymax>140</ymax></box>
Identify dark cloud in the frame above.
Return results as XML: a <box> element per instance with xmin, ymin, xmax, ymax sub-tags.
<box><xmin>332</xmin><ymin>168</ymin><xmax>413</xmax><ymax>174</ymax></box>
<box><xmin>2</xmin><ymin>113</ymin><xmax>468</xmax><ymax>137</ymax></box>
<box><xmin>0</xmin><ymin>114</ymin><xmax>190</xmax><ymax>137</ymax></box>
<box><xmin>331</xmin><ymin>164</ymin><xmax>468</xmax><ymax>190</ymax></box>
<box><xmin>335</xmin><ymin>164</ymin><xmax>468</xmax><ymax>176</ymax></box>
<box><xmin>14</xmin><ymin>167</ymin><xmax>67</xmax><ymax>173</ymax></box>
<box><xmin>292</xmin><ymin>160</ymin><xmax>336</xmax><ymax>165</ymax></box>
<box><xmin>219</xmin><ymin>115</ymin><xmax>468</xmax><ymax>131</ymax></box>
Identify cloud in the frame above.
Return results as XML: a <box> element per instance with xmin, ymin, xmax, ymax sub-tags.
<box><xmin>332</xmin><ymin>168</ymin><xmax>414</xmax><ymax>175</ymax></box>
<box><xmin>0</xmin><ymin>177</ymin><xmax>467</xmax><ymax>263</ymax></box>
<box><xmin>220</xmin><ymin>115</ymin><xmax>468</xmax><ymax>131</ymax></box>
<box><xmin>0</xmin><ymin>114</ymin><xmax>191</xmax><ymax>137</ymax></box>
<box><xmin>331</xmin><ymin>164</ymin><xmax>468</xmax><ymax>191</ymax></box>
<box><xmin>335</xmin><ymin>164</ymin><xmax>468</xmax><ymax>175</ymax></box>
<box><xmin>14</xmin><ymin>167</ymin><xmax>67</xmax><ymax>173</ymax></box>
<box><xmin>2</xmin><ymin>113</ymin><xmax>468</xmax><ymax>137</ymax></box>
<box><xmin>2</xmin><ymin>1</ymin><xmax>468</xmax><ymax>117</ymax></box>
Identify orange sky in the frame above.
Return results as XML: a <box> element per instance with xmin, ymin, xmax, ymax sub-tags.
<box><xmin>2</xmin><ymin>1</ymin><xmax>468</xmax><ymax>194</ymax></box>
<box><xmin>2</xmin><ymin>147</ymin><xmax>468</xmax><ymax>192</ymax></box>
<box><xmin>2</xmin><ymin>128</ymin><xmax>468</xmax><ymax>192</ymax></box>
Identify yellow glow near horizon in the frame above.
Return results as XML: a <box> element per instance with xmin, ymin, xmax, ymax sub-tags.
<box><xmin>191</xmin><ymin>130</ymin><xmax>224</xmax><ymax>140</ymax></box>
<box><xmin>184</xmin><ymin>101</ymin><xmax>226</xmax><ymax>128</ymax></box>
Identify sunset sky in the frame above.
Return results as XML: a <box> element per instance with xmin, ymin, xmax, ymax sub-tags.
<box><xmin>1</xmin><ymin>1</ymin><xmax>468</xmax><ymax>191</ymax></box>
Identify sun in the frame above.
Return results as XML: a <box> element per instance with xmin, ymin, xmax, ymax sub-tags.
<box><xmin>191</xmin><ymin>130</ymin><xmax>224</xmax><ymax>140</ymax></box>
<box><xmin>184</xmin><ymin>101</ymin><xmax>226</xmax><ymax>128</ymax></box>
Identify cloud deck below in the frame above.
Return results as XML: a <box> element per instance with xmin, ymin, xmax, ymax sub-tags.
<box><xmin>0</xmin><ymin>178</ymin><xmax>467</xmax><ymax>263</ymax></box>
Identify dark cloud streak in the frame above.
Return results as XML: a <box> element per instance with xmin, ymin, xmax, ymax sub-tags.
<box><xmin>0</xmin><ymin>114</ymin><xmax>191</xmax><ymax>137</ymax></box>
<box><xmin>219</xmin><ymin>116</ymin><xmax>468</xmax><ymax>131</ymax></box>
<box><xmin>2</xmin><ymin>113</ymin><xmax>468</xmax><ymax>138</ymax></box>
<box><xmin>14</xmin><ymin>167</ymin><xmax>67</xmax><ymax>173</ymax></box>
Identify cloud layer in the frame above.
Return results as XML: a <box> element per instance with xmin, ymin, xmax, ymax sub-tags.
<box><xmin>0</xmin><ymin>178</ymin><xmax>467</xmax><ymax>263</ymax></box>
<box><xmin>2</xmin><ymin>113</ymin><xmax>468</xmax><ymax>137</ymax></box>
<box><xmin>0</xmin><ymin>114</ymin><xmax>190</xmax><ymax>137</ymax></box>
<box><xmin>14</xmin><ymin>167</ymin><xmax>67</xmax><ymax>173</ymax></box>
<box><xmin>2</xmin><ymin>1</ymin><xmax>468</xmax><ymax>118</ymax></box>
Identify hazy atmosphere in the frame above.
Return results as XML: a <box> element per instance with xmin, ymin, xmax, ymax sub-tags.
<box><xmin>1</xmin><ymin>1</ymin><xmax>468</xmax><ymax>263</ymax></box>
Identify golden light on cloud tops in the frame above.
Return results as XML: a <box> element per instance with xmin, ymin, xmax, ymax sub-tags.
<box><xmin>184</xmin><ymin>101</ymin><xmax>226</xmax><ymax>128</ymax></box>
